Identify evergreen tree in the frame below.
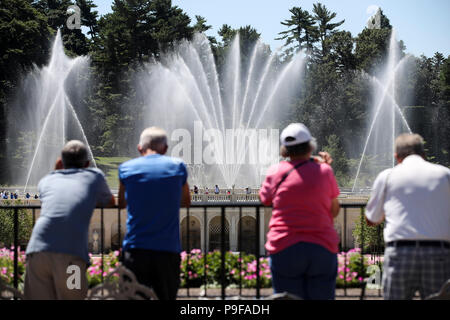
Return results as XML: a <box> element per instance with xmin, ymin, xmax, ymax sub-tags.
<box><xmin>276</xmin><ymin>7</ymin><xmax>318</xmax><ymax>57</ymax></box>
<box><xmin>312</xmin><ymin>2</ymin><xmax>345</xmax><ymax>59</ymax></box>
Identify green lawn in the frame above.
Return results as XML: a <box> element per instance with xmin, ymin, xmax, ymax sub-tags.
<box><xmin>94</xmin><ymin>156</ymin><xmax>131</xmax><ymax>190</ymax></box>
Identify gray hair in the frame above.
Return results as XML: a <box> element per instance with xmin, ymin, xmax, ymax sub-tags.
<box><xmin>61</xmin><ymin>140</ymin><xmax>89</xmax><ymax>169</ymax></box>
<box><xmin>395</xmin><ymin>133</ymin><xmax>425</xmax><ymax>159</ymax></box>
<box><xmin>139</xmin><ymin>127</ymin><xmax>168</xmax><ymax>152</ymax></box>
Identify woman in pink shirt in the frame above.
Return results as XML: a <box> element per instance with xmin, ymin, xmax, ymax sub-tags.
<box><xmin>259</xmin><ymin>123</ymin><xmax>340</xmax><ymax>300</ymax></box>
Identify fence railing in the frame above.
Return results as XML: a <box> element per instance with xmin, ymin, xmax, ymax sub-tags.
<box><xmin>0</xmin><ymin>201</ymin><xmax>383</xmax><ymax>300</ymax></box>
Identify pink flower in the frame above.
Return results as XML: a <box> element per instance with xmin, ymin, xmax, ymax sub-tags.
<box><xmin>339</xmin><ymin>275</ymin><xmax>344</xmax><ymax>279</ymax></box>
<box><xmin>1</xmin><ymin>268</ymin><xmax>7</xmax><ymax>275</ymax></box>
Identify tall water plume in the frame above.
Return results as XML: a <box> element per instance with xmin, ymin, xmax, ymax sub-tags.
<box><xmin>352</xmin><ymin>30</ymin><xmax>412</xmax><ymax>192</ymax></box>
<box><xmin>136</xmin><ymin>33</ymin><xmax>306</xmax><ymax>188</ymax></box>
<box><xmin>8</xmin><ymin>30</ymin><xmax>95</xmax><ymax>191</ymax></box>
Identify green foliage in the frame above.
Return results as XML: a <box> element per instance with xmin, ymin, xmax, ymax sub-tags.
<box><xmin>0</xmin><ymin>200</ymin><xmax>34</xmax><ymax>247</ymax></box>
<box><xmin>277</xmin><ymin>6</ymin><xmax>318</xmax><ymax>56</ymax></box>
<box><xmin>0</xmin><ymin>1</ymin><xmax>449</xmax><ymax>185</ymax></box>
<box><xmin>352</xmin><ymin>214</ymin><xmax>385</xmax><ymax>252</ymax></box>
<box><xmin>180</xmin><ymin>250</ymin><xmax>272</xmax><ymax>289</ymax></box>
<box><xmin>323</xmin><ymin>134</ymin><xmax>350</xmax><ymax>186</ymax></box>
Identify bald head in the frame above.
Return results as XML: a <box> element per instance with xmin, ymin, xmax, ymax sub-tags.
<box><xmin>138</xmin><ymin>127</ymin><xmax>168</xmax><ymax>155</ymax></box>
<box><xmin>395</xmin><ymin>133</ymin><xmax>425</xmax><ymax>161</ymax></box>
<box><xmin>61</xmin><ymin>140</ymin><xmax>89</xmax><ymax>169</ymax></box>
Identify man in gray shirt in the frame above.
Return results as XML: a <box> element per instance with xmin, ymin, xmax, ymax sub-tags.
<box><xmin>24</xmin><ymin>140</ymin><xmax>114</xmax><ymax>300</ymax></box>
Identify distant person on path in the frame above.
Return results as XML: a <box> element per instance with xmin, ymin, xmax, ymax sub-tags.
<box><xmin>118</xmin><ymin>127</ymin><xmax>191</xmax><ymax>300</ymax></box>
<box><xmin>24</xmin><ymin>140</ymin><xmax>115</xmax><ymax>300</ymax></box>
<box><xmin>194</xmin><ymin>185</ymin><xmax>198</xmax><ymax>194</ymax></box>
<box><xmin>214</xmin><ymin>185</ymin><xmax>220</xmax><ymax>194</ymax></box>
<box><xmin>26</xmin><ymin>192</ymin><xmax>30</xmax><ymax>199</ymax></box>
<box><xmin>259</xmin><ymin>123</ymin><xmax>340</xmax><ymax>300</ymax></box>
<box><xmin>365</xmin><ymin>133</ymin><xmax>450</xmax><ymax>300</ymax></box>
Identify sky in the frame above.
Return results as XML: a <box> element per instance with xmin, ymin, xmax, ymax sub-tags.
<box><xmin>91</xmin><ymin>0</ymin><xmax>450</xmax><ymax>57</ymax></box>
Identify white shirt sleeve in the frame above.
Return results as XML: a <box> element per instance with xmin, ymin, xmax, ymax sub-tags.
<box><xmin>365</xmin><ymin>169</ymin><xmax>392</xmax><ymax>224</ymax></box>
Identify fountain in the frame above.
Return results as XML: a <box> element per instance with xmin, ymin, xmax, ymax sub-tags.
<box><xmin>9</xmin><ymin>30</ymin><xmax>95</xmax><ymax>192</ymax></box>
<box><xmin>352</xmin><ymin>30</ymin><xmax>413</xmax><ymax>192</ymax></box>
<box><xmin>136</xmin><ymin>33</ymin><xmax>306</xmax><ymax>188</ymax></box>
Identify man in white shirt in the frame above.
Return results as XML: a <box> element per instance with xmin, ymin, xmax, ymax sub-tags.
<box><xmin>365</xmin><ymin>133</ymin><xmax>450</xmax><ymax>300</ymax></box>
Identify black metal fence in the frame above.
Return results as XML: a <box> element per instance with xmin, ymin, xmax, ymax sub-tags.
<box><xmin>0</xmin><ymin>201</ymin><xmax>383</xmax><ymax>299</ymax></box>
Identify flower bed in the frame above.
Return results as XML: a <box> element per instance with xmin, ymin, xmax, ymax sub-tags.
<box><xmin>0</xmin><ymin>247</ymin><xmax>383</xmax><ymax>290</ymax></box>
<box><xmin>0</xmin><ymin>247</ymin><xmax>26</xmax><ymax>288</ymax></box>
<box><xmin>336</xmin><ymin>248</ymin><xmax>384</xmax><ymax>288</ymax></box>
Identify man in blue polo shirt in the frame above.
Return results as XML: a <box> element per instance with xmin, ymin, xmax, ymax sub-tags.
<box><xmin>118</xmin><ymin>127</ymin><xmax>191</xmax><ymax>300</ymax></box>
<box><xmin>24</xmin><ymin>140</ymin><xmax>114</xmax><ymax>300</ymax></box>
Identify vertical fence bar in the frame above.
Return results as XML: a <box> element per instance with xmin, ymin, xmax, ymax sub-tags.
<box><xmin>32</xmin><ymin>208</ymin><xmax>36</xmax><ymax>227</ymax></box>
<box><xmin>221</xmin><ymin>206</ymin><xmax>225</xmax><ymax>300</ymax></box>
<box><xmin>256</xmin><ymin>206</ymin><xmax>261</xmax><ymax>300</ymax></box>
<box><xmin>101</xmin><ymin>208</ymin><xmax>104</xmax><ymax>285</ymax></box>
<box><xmin>238</xmin><ymin>206</ymin><xmax>242</xmax><ymax>297</ymax></box>
<box><xmin>360</xmin><ymin>207</ymin><xmax>366</xmax><ymax>300</ymax></box>
<box><xmin>118</xmin><ymin>208</ymin><xmax>121</xmax><ymax>253</ymax></box>
<box><xmin>186</xmin><ymin>208</ymin><xmax>190</xmax><ymax>297</ymax></box>
<box><xmin>377</xmin><ymin>224</ymin><xmax>383</xmax><ymax>297</ymax></box>
<box><xmin>343</xmin><ymin>206</ymin><xmax>347</xmax><ymax>297</ymax></box>
<box><xmin>13</xmin><ymin>208</ymin><xmax>19</xmax><ymax>291</ymax></box>
<box><xmin>203</xmin><ymin>207</ymin><xmax>208</xmax><ymax>297</ymax></box>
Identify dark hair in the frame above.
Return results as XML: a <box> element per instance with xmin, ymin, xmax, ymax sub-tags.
<box><xmin>61</xmin><ymin>140</ymin><xmax>89</xmax><ymax>169</ymax></box>
<box><xmin>280</xmin><ymin>141</ymin><xmax>312</xmax><ymax>158</ymax></box>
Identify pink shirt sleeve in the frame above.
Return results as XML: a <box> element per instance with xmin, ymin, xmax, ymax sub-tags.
<box><xmin>259</xmin><ymin>164</ymin><xmax>278</xmax><ymax>206</ymax></box>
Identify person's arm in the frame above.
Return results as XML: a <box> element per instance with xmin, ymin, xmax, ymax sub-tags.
<box><xmin>95</xmin><ymin>170</ymin><xmax>115</xmax><ymax>208</ymax></box>
<box><xmin>181</xmin><ymin>182</ymin><xmax>191</xmax><ymax>208</ymax></box>
<box><xmin>331</xmin><ymin>197</ymin><xmax>340</xmax><ymax>218</ymax></box>
<box><xmin>365</xmin><ymin>169</ymin><xmax>390</xmax><ymax>226</ymax></box>
<box><xmin>118</xmin><ymin>181</ymin><xmax>127</xmax><ymax>209</ymax></box>
<box><xmin>366</xmin><ymin>215</ymin><xmax>384</xmax><ymax>226</ymax></box>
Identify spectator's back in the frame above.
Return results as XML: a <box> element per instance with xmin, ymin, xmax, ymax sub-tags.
<box><xmin>119</xmin><ymin>154</ymin><xmax>187</xmax><ymax>253</ymax></box>
<box><xmin>377</xmin><ymin>155</ymin><xmax>450</xmax><ymax>242</ymax></box>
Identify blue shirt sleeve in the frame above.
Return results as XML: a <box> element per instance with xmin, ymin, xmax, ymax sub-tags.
<box><xmin>180</xmin><ymin>162</ymin><xmax>188</xmax><ymax>185</ymax></box>
<box><xmin>94</xmin><ymin>169</ymin><xmax>113</xmax><ymax>207</ymax></box>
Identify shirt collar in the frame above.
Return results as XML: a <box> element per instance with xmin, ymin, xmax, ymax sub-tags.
<box><xmin>401</xmin><ymin>154</ymin><xmax>425</xmax><ymax>165</ymax></box>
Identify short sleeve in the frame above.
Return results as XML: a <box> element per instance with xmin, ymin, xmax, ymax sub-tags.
<box><xmin>365</xmin><ymin>169</ymin><xmax>391</xmax><ymax>224</ymax></box>
<box><xmin>259</xmin><ymin>164</ymin><xmax>279</xmax><ymax>206</ymax></box>
<box><xmin>179</xmin><ymin>162</ymin><xmax>188</xmax><ymax>185</ymax></box>
<box><xmin>95</xmin><ymin>170</ymin><xmax>113</xmax><ymax>207</ymax></box>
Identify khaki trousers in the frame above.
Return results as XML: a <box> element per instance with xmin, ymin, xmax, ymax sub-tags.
<box><xmin>24</xmin><ymin>252</ymin><xmax>88</xmax><ymax>300</ymax></box>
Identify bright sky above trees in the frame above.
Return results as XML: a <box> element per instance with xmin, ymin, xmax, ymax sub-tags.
<box><xmin>91</xmin><ymin>0</ymin><xmax>450</xmax><ymax>57</ymax></box>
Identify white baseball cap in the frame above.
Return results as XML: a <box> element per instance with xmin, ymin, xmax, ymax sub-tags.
<box><xmin>280</xmin><ymin>123</ymin><xmax>314</xmax><ymax>146</ymax></box>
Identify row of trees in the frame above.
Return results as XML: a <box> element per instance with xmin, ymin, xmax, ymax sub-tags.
<box><xmin>0</xmin><ymin>0</ymin><xmax>449</xmax><ymax>185</ymax></box>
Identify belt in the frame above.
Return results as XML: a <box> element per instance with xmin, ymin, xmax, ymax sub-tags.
<box><xmin>387</xmin><ymin>240</ymin><xmax>450</xmax><ymax>249</ymax></box>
